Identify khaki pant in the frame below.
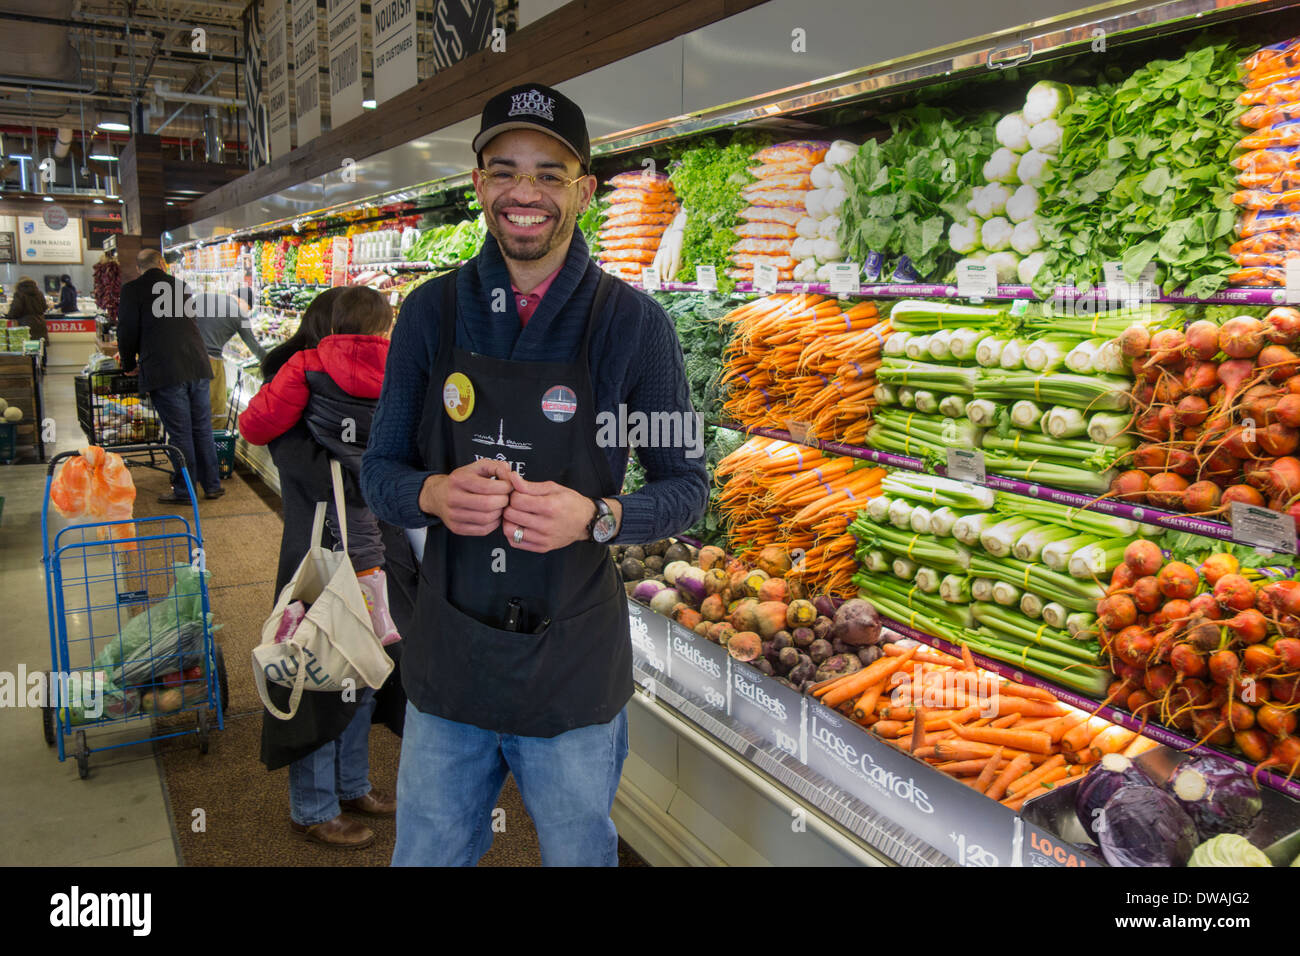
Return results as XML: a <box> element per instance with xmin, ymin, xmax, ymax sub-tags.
<box><xmin>209</xmin><ymin>357</ymin><xmax>228</xmax><ymax>430</ymax></box>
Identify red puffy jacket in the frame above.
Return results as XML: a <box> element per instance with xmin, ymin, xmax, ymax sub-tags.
<box><xmin>239</xmin><ymin>334</ymin><xmax>388</xmax><ymax>447</ymax></box>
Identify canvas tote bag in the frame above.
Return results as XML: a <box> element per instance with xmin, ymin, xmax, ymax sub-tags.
<box><xmin>252</xmin><ymin>459</ymin><xmax>394</xmax><ymax>720</ymax></box>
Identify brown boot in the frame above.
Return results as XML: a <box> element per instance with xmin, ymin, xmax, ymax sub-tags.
<box><xmin>340</xmin><ymin>788</ymin><xmax>397</xmax><ymax>817</ymax></box>
<box><xmin>290</xmin><ymin>814</ymin><xmax>375</xmax><ymax>849</ymax></box>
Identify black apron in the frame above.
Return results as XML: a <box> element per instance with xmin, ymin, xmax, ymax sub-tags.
<box><xmin>406</xmin><ymin>268</ymin><xmax>632</xmax><ymax>737</ymax></box>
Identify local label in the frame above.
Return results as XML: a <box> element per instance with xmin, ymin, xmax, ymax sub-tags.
<box><xmin>1229</xmin><ymin>501</ymin><xmax>1298</xmax><ymax>555</ymax></box>
<box><xmin>695</xmin><ymin>264</ymin><xmax>717</xmax><ymax>292</ymax></box>
<box><xmin>956</xmin><ymin>260</ymin><xmax>996</xmax><ymax>298</ymax></box>
<box><xmin>828</xmin><ymin>262</ymin><xmax>860</xmax><ymax>295</ymax></box>
<box><xmin>641</xmin><ymin>265</ymin><xmax>661</xmax><ymax>291</ymax></box>
<box><xmin>946</xmin><ymin>448</ymin><xmax>986</xmax><ymax>485</ymax></box>
<box><xmin>753</xmin><ymin>262</ymin><xmax>779</xmax><ymax>294</ymax></box>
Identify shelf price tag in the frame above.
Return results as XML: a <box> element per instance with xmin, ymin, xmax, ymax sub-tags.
<box><xmin>641</xmin><ymin>265</ymin><xmax>661</xmax><ymax>291</ymax></box>
<box><xmin>1010</xmin><ymin>299</ymin><xmax>1030</xmax><ymax>317</ymax></box>
<box><xmin>956</xmin><ymin>261</ymin><xmax>996</xmax><ymax>299</ymax></box>
<box><xmin>828</xmin><ymin>262</ymin><xmax>860</xmax><ymax>295</ymax></box>
<box><xmin>753</xmin><ymin>262</ymin><xmax>779</xmax><ymax>294</ymax></box>
<box><xmin>1230</xmin><ymin>502</ymin><xmax>1298</xmax><ymax>555</ymax></box>
<box><xmin>695</xmin><ymin>264</ymin><xmax>718</xmax><ymax>292</ymax></box>
<box><xmin>1287</xmin><ymin>256</ymin><xmax>1300</xmax><ymax>306</ymax></box>
<box><xmin>946</xmin><ymin>448</ymin><xmax>986</xmax><ymax>485</ymax></box>
<box><xmin>786</xmin><ymin>420</ymin><xmax>814</xmax><ymax>445</ymax></box>
<box><xmin>389</xmin><ymin>290</ymin><xmax>400</xmax><ymax>307</ymax></box>
<box><xmin>1103</xmin><ymin>260</ymin><xmax>1158</xmax><ymax>302</ymax></box>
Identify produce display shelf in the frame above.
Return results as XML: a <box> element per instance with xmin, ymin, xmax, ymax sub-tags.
<box><xmin>347</xmin><ymin>260</ymin><xmax>461</xmax><ymax>272</ymax></box>
<box><xmin>626</xmin><ymin>602</ymin><xmax>1035</xmax><ymax>866</ymax></box>
<box><xmin>711</xmin><ymin>420</ymin><xmax>1300</xmax><ymax>557</ymax></box>
<box><xmin>875</xmin><ymin>614</ymin><xmax>1300</xmax><ymax>801</ymax></box>
<box><xmin>631</xmin><ymin>279</ymin><xmax>1294</xmax><ymax>307</ymax></box>
<box><xmin>175</xmin><ymin>267</ymin><xmax>242</xmax><ymax>276</ymax></box>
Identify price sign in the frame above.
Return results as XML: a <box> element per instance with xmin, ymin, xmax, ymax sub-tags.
<box><xmin>828</xmin><ymin>262</ymin><xmax>860</xmax><ymax>295</ymax></box>
<box><xmin>1104</xmin><ymin>260</ymin><xmax>1158</xmax><ymax>302</ymax></box>
<box><xmin>1288</xmin><ymin>257</ymin><xmax>1300</xmax><ymax>306</ymax></box>
<box><xmin>1230</xmin><ymin>501</ymin><xmax>1298</xmax><ymax>555</ymax></box>
<box><xmin>695</xmin><ymin>264</ymin><xmax>718</xmax><ymax>292</ymax></box>
<box><xmin>753</xmin><ymin>262</ymin><xmax>779</xmax><ymax>294</ymax></box>
<box><xmin>786</xmin><ymin>420</ymin><xmax>814</xmax><ymax>444</ymax></box>
<box><xmin>946</xmin><ymin>448</ymin><xmax>987</xmax><ymax>485</ymax></box>
<box><xmin>641</xmin><ymin>265</ymin><xmax>661</xmax><ymax>291</ymax></box>
<box><xmin>627</xmin><ymin>603</ymin><xmax>670</xmax><ymax>676</ymax></box>
<box><xmin>666</xmin><ymin>620</ymin><xmax>729</xmax><ymax>714</ymax></box>
<box><xmin>956</xmin><ymin>261</ymin><xmax>996</xmax><ymax>298</ymax></box>
<box><xmin>1010</xmin><ymin>298</ymin><xmax>1030</xmax><ymax>317</ymax></box>
<box><xmin>729</xmin><ymin>663</ymin><xmax>803</xmax><ymax>761</ymax></box>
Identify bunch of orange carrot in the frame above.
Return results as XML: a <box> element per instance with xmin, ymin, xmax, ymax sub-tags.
<box><xmin>810</xmin><ymin>641</ymin><xmax>1160</xmax><ymax>811</ymax></box>
<box><xmin>719</xmin><ymin>294</ymin><xmax>888</xmax><ymax>444</ymax></box>
<box><xmin>714</xmin><ymin>435</ymin><xmax>885</xmax><ymax>595</ymax></box>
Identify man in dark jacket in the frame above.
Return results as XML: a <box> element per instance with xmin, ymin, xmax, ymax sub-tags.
<box><xmin>117</xmin><ymin>248</ymin><xmax>224</xmax><ymax>502</ymax></box>
<box><xmin>362</xmin><ymin>84</ymin><xmax>709</xmax><ymax>866</ymax></box>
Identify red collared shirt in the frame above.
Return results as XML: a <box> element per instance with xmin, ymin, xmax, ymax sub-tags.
<box><xmin>511</xmin><ymin>263</ymin><xmax>564</xmax><ymax>327</ymax></box>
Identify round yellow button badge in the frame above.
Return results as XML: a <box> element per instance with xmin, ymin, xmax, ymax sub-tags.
<box><xmin>443</xmin><ymin>372</ymin><xmax>474</xmax><ymax>422</ymax></box>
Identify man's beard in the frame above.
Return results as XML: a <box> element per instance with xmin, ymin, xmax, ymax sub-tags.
<box><xmin>487</xmin><ymin>198</ymin><xmax>577</xmax><ymax>262</ymax></box>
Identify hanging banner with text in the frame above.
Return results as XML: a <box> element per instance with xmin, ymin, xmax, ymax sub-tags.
<box><xmin>266</xmin><ymin>0</ymin><xmax>292</xmax><ymax>158</ymax></box>
<box><xmin>430</xmin><ymin>0</ymin><xmax>495</xmax><ymax>71</ymax></box>
<box><xmin>372</xmin><ymin>0</ymin><xmax>416</xmax><ymax>105</ymax></box>
<box><xmin>241</xmin><ymin>0</ymin><xmax>270</xmax><ymax>166</ymax></box>
<box><xmin>291</xmin><ymin>0</ymin><xmax>321</xmax><ymax>142</ymax></box>
<box><xmin>327</xmin><ymin>0</ymin><xmax>364</xmax><ymax>127</ymax></box>
<box><xmin>17</xmin><ymin>215</ymin><xmax>82</xmax><ymax>264</ymax></box>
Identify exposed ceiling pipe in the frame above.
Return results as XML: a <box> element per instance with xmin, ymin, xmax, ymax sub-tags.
<box><xmin>154</xmin><ymin>80</ymin><xmax>244</xmax><ymax>108</ymax></box>
<box><xmin>155</xmin><ymin>66</ymin><xmax>227</xmax><ymax>133</ymax></box>
<box><xmin>52</xmin><ymin>127</ymin><xmax>74</xmax><ymax>159</ymax></box>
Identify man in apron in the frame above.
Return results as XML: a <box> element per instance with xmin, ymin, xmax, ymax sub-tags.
<box><xmin>361</xmin><ymin>84</ymin><xmax>709</xmax><ymax>866</ymax></box>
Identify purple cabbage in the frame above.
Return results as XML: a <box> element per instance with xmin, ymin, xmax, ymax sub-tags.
<box><xmin>1164</xmin><ymin>755</ymin><xmax>1263</xmax><ymax>838</ymax></box>
<box><xmin>1074</xmin><ymin>753</ymin><xmax>1153</xmax><ymax>842</ymax></box>
<box><xmin>1096</xmin><ymin>785</ymin><xmax>1199</xmax><ymax>868</ymax></box>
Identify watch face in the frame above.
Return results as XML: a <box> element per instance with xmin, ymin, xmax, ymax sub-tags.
<box><xmin>593</xmin><ymin>513</ymin><xmax>618</xmax><ymax>543</ymax></box>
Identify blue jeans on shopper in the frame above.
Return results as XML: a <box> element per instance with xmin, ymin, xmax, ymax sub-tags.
<box><xmin>392</xmin><ymin>704</ymin><xmax>629</xmax><ymax>867</ymax></box>
<box><xmin>148</xmin><ymin>379</ymin><xmax>221</xmax><ymax>496</ymax></box>
<box><xmin>288</xmin><ymin>688</ymin><xmax>377</xmax><ymax>826</ymax></box>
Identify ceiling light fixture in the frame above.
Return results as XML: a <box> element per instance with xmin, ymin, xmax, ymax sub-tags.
<box><xmin>93</xmin><ymin>198</ymin><xmax>104</xmax><ymax>204</ymax></box>
<box><xmin>89</xmin><ymin>153</ymin><xmax>118</xmax><ymax>162</ymax></box>
<box><xmin>362</xmin><ymin>99</ymin><xmax>377</xmax><ymax>109</ymax></box>
<box><xmin>42</xmin><ymin>195</ymin><xmax>53</xmax><ymax>202</ymax></box>
<box><xmin>96</xmin><ymin>120</ymin><xmax>130</xmax><ymax>132</ymax></box>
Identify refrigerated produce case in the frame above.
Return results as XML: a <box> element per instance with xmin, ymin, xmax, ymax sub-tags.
<box><xmin>164</xmin><ymin>0</ymin><xmax>1300</xmax><ymax>865</ymax></box>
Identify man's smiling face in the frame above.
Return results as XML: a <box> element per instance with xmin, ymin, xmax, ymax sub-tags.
<box><xmin>473</xmin><ymin>129</ymin><xmax>595</xmax><ymax>262</ymax></box>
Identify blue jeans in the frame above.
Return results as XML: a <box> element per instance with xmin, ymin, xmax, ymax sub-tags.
<box><xmin>392</xmin><ymin>704</ymin><xmax>629</xmax><ymax>867</ymax></box>
<box><xmin>148</xmin><ymin>379</ymin><xmax>221</xmax><ymax>496</ymax></box>
<box><xmin>288</xmin><ymin>688</ymin><xmax>377</xmax><ymax>826</ymax></box>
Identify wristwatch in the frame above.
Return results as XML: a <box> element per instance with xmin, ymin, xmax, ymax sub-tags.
<box><xmin>588</xmin><ymin>497</ymin><xmax>618</xmax><ymax>543</ymax></box>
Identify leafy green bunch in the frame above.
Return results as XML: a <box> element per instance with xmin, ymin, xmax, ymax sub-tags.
<box><xmin>668</xmin><ymin>133</ymin><xmax>768</xmax><ymax>292</ymax></box>
<box><xmin>1033</xmin><ymin>41</ymin><xmax>1246</xmax><ymax>298</ymax></box>
<box><xmin>838</xmin><ymin>106</ymin><xmax>998</xmax><ymax>279</ymax></box>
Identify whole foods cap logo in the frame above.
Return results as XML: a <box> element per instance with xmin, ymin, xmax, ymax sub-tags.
<box><xmin>508</xmin><ymin>90</ymin><xmax>555</xmax><ymax>121</ymax></box>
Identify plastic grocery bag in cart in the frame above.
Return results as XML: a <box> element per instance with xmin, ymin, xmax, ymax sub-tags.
<box><xmin>253</xmin><ymin>460</ymin><xmax>393</xmax><ymax>720</ymax></box>
<box><xmin>49</xmin><ymin>445</ymin><xmax>138</xmax><ymax>549</ymax></box>
<box><xmin>91</xmin><ymin>563</ymin><xmax>216</xmax><ymax>690</ymax></box>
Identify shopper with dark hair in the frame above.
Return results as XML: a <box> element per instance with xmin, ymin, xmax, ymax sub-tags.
<box><xmin>117</xmin><ymin>248</ymin><xmax>222</xmax><ymax>502</ymax></box>
<box><xmin>241</xmin><ymin>284</ymin><xmax>405</xmax><ymax>849</ymax></box>
<box><xmin>58</xmin><ymin>274</ymin><xmax>77</xmax><ymax>313</ymax></box>
<box><xmin>362</xmin><ymin>84</ymin><xmax>709</xmax><ymax>866</ymax></box>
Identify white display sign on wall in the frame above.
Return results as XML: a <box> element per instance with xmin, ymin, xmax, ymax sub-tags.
<box><xmin>16</xmin><ymin>215</ymin><xmax>82</xmax><ymax>264</ymax></box>
<box><xmin>291</xmin><ymin>0</ymin><xmax>321</xmax><ymax>142</ymax></box>
<box><xmin>327</xmin><ymin>0</ymin><xmax>364</xmax><ymax>127</ymax></box>
<box><xmin>372</xmin><ymin>0</ymin><xmax>416</xmax><ymax>105</ymax></box>
<box><xmin>266</xmin><ymin>0</ymin><xmax>293</xmax><ymax>158</ymax></box>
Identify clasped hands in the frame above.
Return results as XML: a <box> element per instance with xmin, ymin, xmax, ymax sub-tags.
<box><xmin>418</xmin><ymin>458</ymin><xmax>601</xmax><ymax>553</ymax></box>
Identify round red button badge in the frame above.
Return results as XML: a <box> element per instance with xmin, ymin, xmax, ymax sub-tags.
<box><xmin>541</xmin><ymin>385</ymin><xmax>577</xmax><ymax>423</ymax></box>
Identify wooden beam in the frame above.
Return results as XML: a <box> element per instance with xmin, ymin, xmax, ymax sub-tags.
<box><xmin>179</xmin><ymin>0</ymin><xmax>771</xmax><ymax>226</ymax></box>
<box><xmin>163</xmin><ymin>160</ymin><xmax>246</xmax><ymax>196</ymax></box>
<box><xmin>120</xmin><ymin>135</ymin><xmax>167</xmax><ymax>245</ymax></box>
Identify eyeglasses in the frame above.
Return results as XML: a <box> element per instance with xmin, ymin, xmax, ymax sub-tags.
<box><xmin>476</xmin><ymin>169</ymin><xmax>585</xmax><ymax>190</ymax></box>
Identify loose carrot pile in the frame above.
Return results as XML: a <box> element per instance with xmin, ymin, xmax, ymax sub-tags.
<box><xmin>720</xmin><ymin>293</ymin><xmax>888</xmax><ymax>444</ymax></box>
<box><xmin>714</xmin><ymin>435</ymin><xmax>885</xmax><ymax>595</ymax></box>
<box><xmin>810</xmin><ymin>640</ymin><xmax>1160</xmax><ymax>810</ymax></box>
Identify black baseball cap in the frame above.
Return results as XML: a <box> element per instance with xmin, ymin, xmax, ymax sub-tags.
<box><xmin>473</xmin><ymin>83</ymin><xmax>591</xmax><ymax>173</ymax></box>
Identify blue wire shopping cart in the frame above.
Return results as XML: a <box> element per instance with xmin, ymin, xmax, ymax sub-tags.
<box><xmin>41</xmin><ymin>443</ymin><xmax>228</xmax><ymax>778</ymax></box>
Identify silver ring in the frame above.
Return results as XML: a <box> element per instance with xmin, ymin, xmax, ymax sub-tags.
<box><xmin>513</xmin><ymin>527</ymin><xmax>524</xmax><ymax>544</ymax></box>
